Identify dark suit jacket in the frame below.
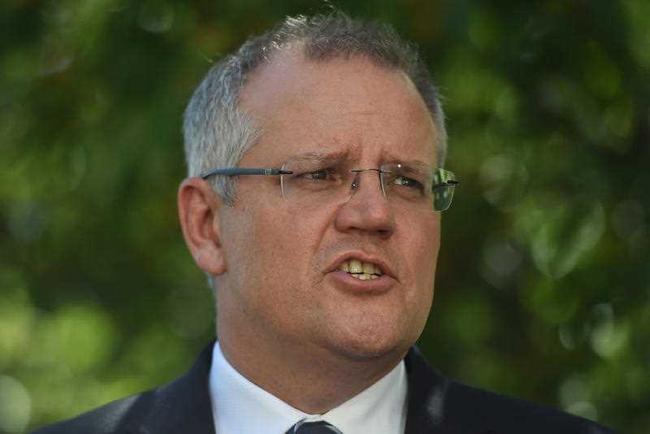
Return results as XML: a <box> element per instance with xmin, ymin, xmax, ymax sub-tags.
<box><xmin>32</xmin><ymin>343</ymin><xmax>615</xmax><ymax>434</ymax></box>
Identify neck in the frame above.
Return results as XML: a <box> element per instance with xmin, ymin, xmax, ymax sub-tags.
<box><xmin>217</xmin><ymin>317</ymin><xmax>405</xmax><ymax>414</ymax></box>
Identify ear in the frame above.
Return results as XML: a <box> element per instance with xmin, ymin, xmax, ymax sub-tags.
<box><xmin>177</xmin><ymin>177</ymin><xmax>227</xmax><ymax>276</ymax></box>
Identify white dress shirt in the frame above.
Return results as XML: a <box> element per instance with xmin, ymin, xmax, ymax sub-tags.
<box><xmin>209</xmin><ymin>341</ymin><xmax>408</xmax><ymax>434</ymax></box>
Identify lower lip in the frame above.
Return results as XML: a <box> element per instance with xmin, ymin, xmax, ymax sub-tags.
<box><xmin>327</xmin><ymin>270</ymin><xmax>395</xmax><ymax>293</ymax></box>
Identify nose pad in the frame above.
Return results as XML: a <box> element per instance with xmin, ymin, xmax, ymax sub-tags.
<box><xmin>350</xmin><ymin>172</ymin><xmax>361</xmax><ymax>191</ymax></box>
<box><xmin>348</xmin><ymin>169</ymin><xmax>385</xmax><ymax>200</ymax></box>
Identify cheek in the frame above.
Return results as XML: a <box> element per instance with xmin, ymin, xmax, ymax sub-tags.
<box><xmin>246</xmin><ymin>205</ymin><xmax>325</xmax><ymax>297</ymax></box>
<box><xmin>240</xmin><ymin>206</ymin><xmax>335</xmax><ymax>339</ymax></box>
<box><xmin>220</xmin><ymin>209</ymin><xmax>257</xmax><ymax>291</ymax></box>
<box><xmin>403</xmin><ymin>214</ymin><xmax>440</xmax><ymax>270</ymax></box>
<box><xmin>400</xmin><ymin>215</ymin><xmax>440</xmax><ymax>306</ymax></box>
<box><xmin>220</xmin><ymin>207</ymin><xmax>295</xmax><ymax>328</ymax></box>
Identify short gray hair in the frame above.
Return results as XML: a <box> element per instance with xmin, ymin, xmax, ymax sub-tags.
<box><xmin>183</xmin><ymin>12</ymin><xmax>447</xmax><ymax>205</ymax></box>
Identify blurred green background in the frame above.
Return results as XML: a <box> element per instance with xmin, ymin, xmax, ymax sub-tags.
<box><xmin>1</xmin><ymin>0</ymin><xmax>649</xmax><ymax>432</ymax></box>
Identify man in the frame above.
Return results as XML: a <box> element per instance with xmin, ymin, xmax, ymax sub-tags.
<box><xmin>34</xmin><ymin>12</ymin><xmax>614</xmax><ymax>434</ymax></box>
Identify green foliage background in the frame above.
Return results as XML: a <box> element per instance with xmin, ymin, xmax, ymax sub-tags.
<box><xmin>1</xmin><ymin>0</ymin><xmax>649</xmax><ymax>432</ymax></box>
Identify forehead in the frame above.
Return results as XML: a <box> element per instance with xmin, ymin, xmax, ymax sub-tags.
<box><xmin>238</xmin><ymin>49</ymin><xmax>438</xmax><ymax>165</ymax></box>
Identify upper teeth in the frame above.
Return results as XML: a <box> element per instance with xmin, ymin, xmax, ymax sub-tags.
<box><xmin>338</xmin><ymin>259</ymin><xmax>383</xmax><ymax>278</ymax></box>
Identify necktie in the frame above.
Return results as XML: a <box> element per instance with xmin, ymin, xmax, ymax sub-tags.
<box><xmin>285</xmin><ymin>419</ymin><xmax>343</xmax><ymax>434</ymax></box>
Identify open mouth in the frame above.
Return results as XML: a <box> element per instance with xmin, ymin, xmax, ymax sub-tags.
<box><xmin>337</xmin><ymin>259</ymin><xmax>384</xmax><ymax>280</ymax></box>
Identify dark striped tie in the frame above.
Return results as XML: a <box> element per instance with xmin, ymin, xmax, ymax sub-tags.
<box><xmin>285</xmin><ymin>419</ymin><xmax>343</xmax><ymax>434</ymax></box>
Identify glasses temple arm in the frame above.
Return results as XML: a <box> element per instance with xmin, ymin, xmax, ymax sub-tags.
<box><xmin>200</xmin><ymin>167</ymin><xmax>293</xmax><ymax>179</ymax></box>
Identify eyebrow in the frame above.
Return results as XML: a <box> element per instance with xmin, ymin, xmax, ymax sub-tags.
<box><xmin>382</xmin><ymin>157</ymin><xmax>432</xmax><ymax>169</ymax></box>
<box><xmin>286</xmin><ymin>151</ymin><xmax>431</xmax><ymax>169</ymax></box>
<box><xmin>288</xmin><ymin>150</ymin><xmax>350</xmax><ymax>163</ymax></box>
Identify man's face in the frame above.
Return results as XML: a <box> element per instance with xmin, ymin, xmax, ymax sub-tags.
<box><xmin>216</xmin><ymin>51</ymin><xmax>441</xmax><ymax>361</ymax></box>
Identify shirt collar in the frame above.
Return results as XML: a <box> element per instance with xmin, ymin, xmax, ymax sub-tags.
<box><xmin>209</xmin><ymin>341</ymin><xmax>407</xmax><ymax>434</ymax></box>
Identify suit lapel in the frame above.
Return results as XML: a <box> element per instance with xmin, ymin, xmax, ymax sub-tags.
<box><xmin>127</xmin><ymin>342</ymin><xmax>217</xmax><ymax>434</ymax></box>
<box><xmin>404</xmin><ymin>347</ymin><xmax>451</xmax><ymax>434</ymax></box>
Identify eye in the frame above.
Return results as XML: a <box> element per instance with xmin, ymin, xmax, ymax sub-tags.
<box><xmin>393</xmin><ymin>175</ymin><xmax>424</xmax><ymax>191</ymax></box>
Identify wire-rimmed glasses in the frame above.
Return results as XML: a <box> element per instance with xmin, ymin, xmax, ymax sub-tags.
<box><xmin>200</xmin><ymin>154</ymin><xmax>458</xmax><ymax>212</ymax></box>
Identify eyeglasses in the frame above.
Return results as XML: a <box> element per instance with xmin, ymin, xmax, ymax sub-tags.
<box><xmin>200</xmin><ymin>154</ymin><xmax>459</xmax><ymax>212</ymax></box>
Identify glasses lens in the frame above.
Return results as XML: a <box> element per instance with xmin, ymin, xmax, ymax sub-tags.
<box><xmin>280</xmin><ymin>157</ymin><xmax>457</xmax><ymax>212</ymax></box>
<box><xmin>432</xmin><ymin>168</ymin><xmax>457</xmax><ymax>211</ymax></box>
<box><xmin>280</xmin><ymin>156</ymin><xmax>347</xmax><ymax>205</ymax></box>
<box><xmin>380</xmin><ymin>163</ymin><xmax>431</xmax><ymax>203</ymax></box>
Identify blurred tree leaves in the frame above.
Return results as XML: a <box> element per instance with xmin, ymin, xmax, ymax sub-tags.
<box><xmin>1</xmin><ymin>0</ymin><xmax>648</xmax><ymax>433</ymax></box>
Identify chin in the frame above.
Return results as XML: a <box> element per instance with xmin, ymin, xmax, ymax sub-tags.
<box><xmin>310</xmin><ymin>291</ymin><xmax>431</xmax><ymax>363</ymax></box>
<box><xmin>323</xmin><ymin>324</ymin><xmax>415</xmax><ymax>362</ymax></box>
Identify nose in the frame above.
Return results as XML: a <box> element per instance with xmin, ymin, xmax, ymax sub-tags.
<box><xmin>334</xmin><ymin>170</ymin><xmax>395</xmax><ymax>238</ymax></box>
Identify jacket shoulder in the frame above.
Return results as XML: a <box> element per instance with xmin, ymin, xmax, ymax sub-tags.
<box><xmin>31</xmin><ymin>343</ymin><xmax>216</xmax><ymax>434</ymax></box>
<box><xmin>31</xmin><ymin>392</ymin><xmax>152</xmax><ymax>434</ymax></box>
<box><xmin>444</xmin><ymin>379</ymin><xmax>615</xmax><ymax>434</ymax></box>
<box><xmin>404</xmin><ymin>347</ymin><xmax>616</xmax><ymax>434</ymax></box>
